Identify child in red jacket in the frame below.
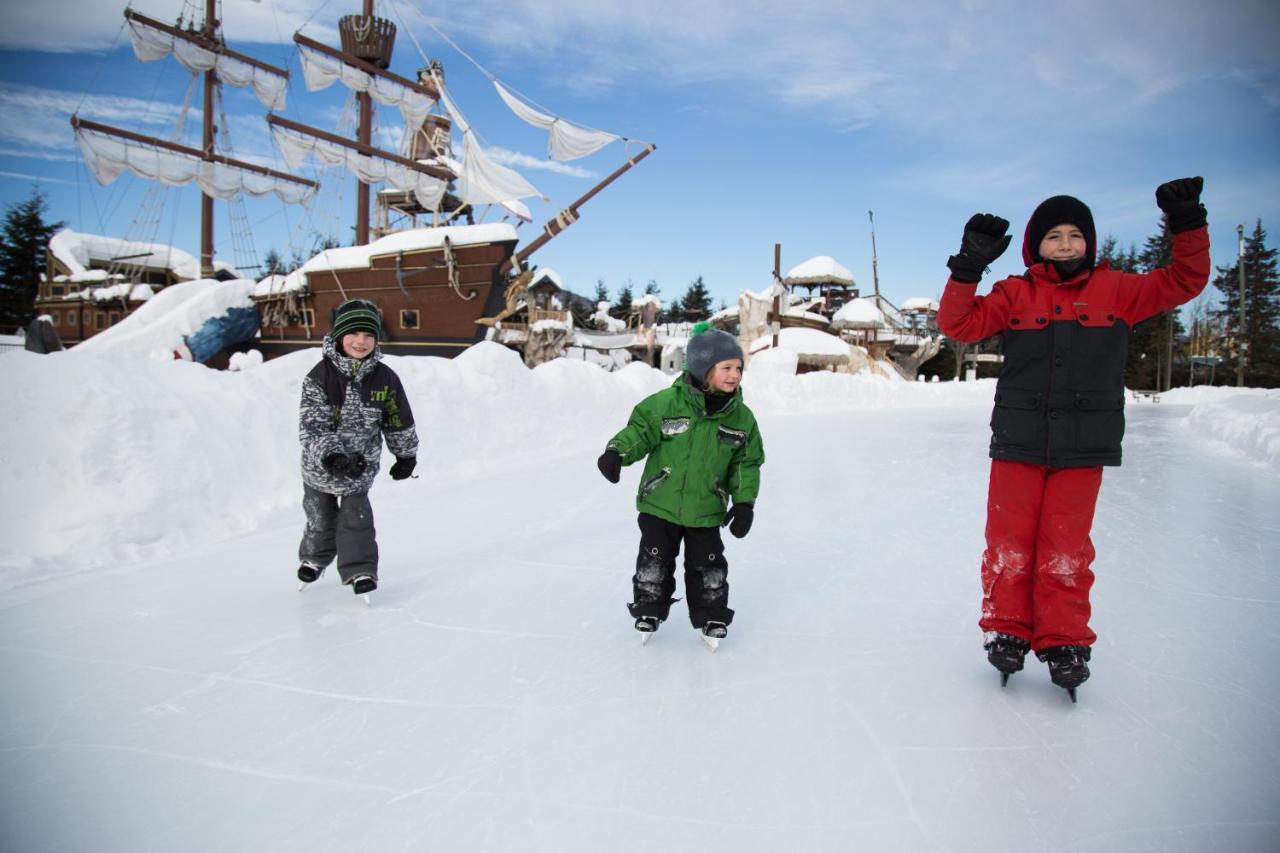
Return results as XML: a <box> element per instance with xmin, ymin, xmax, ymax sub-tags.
<box><xmin>938</xmin><ymin>177</ymin><xmax>1210</xmax><ymax>700</ymax></box>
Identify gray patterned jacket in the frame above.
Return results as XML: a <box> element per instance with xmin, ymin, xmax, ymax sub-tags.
<box><xmin>299</xmin><ymin>337</ymin><xmax>419</xmax><ymax>496</ymax></box>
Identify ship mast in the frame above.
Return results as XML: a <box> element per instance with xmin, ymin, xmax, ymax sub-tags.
<box><xmin>200</xmin><ymin>0</ymin><xmax>217</xmax><ymax>277</ymax></box>
<box><xmin>355</xmin><ymin>0</ymin><xmax>375</xmax><ymax>245</ymax></box>
<box><xmin>73</xmin><ymin>9</ymin><xmax>318</xmax><ymax>279</ymax></box>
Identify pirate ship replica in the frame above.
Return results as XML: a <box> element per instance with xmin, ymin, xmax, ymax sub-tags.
<box><xmin>72</xmin><ymin>1</ymin><xmax>653</xmax><ymax>360</ymax></box>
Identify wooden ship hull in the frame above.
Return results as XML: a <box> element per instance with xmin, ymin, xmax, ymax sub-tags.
<box><xmin>253</xmin><ymin>227</ymin><xmax>518</xmax><ymax>358</ymax></box>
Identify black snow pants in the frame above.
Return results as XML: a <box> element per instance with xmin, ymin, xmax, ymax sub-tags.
<box><xmin>628</xmin><ymin>512</ymin><xmax>734</xmax><ymax>629</ymax></box>
<box><xmin>299</xmin><ymin>484</ymin><xmax>378</xmax><ymax>583</ymax></box>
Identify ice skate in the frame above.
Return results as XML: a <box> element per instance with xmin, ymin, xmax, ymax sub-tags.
<box><xmin>350</xmin><ymin>574</ymin><xmax>377</xmax><ymax>605</ymax></box>
<box><xmin>1037</xmin><ymin>645</ymin><xmax>1091</xmax><ymax>702</ymax></box>
<box><xmin>700</xmin><ymin>621</ymin><xmax>727</xmax><ymax>652</ymax></box>
<box><xmin>296</xmin><ymin>562</ymin><xmax>325</xmax><ymax>591</ymax></box>
<box><xmin>635</xmin><ymin>615</ymin><xmax>660</xmax><ymax>644</ymax></box>
<box><xmin>983</xmin><ymin>632</ymin><xmax>1031</xmax><ymax>686</ymax></box>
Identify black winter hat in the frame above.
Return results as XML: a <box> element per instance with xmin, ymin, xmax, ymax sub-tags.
<box><xmin>1022</xmin><ymin>195</ymin><xmax>1096</xmax><ymax>269</ymax></box>
<box><xmin>685</xmin><ymin>323</ymin><xmax>743</xmax><ymax>384</ymax></box>
<box><xmin>330</xmin><ymin>298</ymin><xmax>382</xmax><ymax>342</ymax></box>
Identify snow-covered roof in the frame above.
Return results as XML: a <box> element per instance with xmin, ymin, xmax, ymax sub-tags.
<box><xmin>531</xmin><ymin>268</ymin><xmax>563</xmax><ymax>289</ymax></box>
<box><xmin>901</xmin><ymin>297</ymin><xmax>939</xmax><ymax>312</ymax></box>
<box><xmin>251</xmin><ymin>273</ymin><xmax>300</xmax><ymax>298</ymax></box>
<box><xmin>749</xmin><ymin>327</ymin><xmax>851</xmax><ymax>358</ymax></box>
<box><xmin>832</xmin><ymin>298</ymin><xmax>888</xmax><ymax>329</ymax></box>
<box><xmin>298</xmin><ymin>224</ymin><xmax>519</xmax><ymax>276</ymax></box>
<box><xmin>61</xmin><ymin>283</ymin><xmax>156</xmax><ymax>303</ymax></box>
<box><xmin>49</xmin><ymin>229</ymin><xmax>241</xmax><ymax>282</ymax></box>
<box><xmin>784</xmin><ymin>255</ymin><xmax>855</xmax><ymax>285</ymax></box>
<box><xmin>633</xmin><ymin>293</ymin><xmax>661</xmax><ymax>308</ymax></box>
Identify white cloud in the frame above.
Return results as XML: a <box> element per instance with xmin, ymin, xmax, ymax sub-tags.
<box><xmin>0</xmin><ymin>170</ymin><xmax>75</xmax><ymax>185</ymax></box>
<box><xmin>484</xmin><ymin>147</ymin><xmax>594</xmax><ymax>178</ymax></box>
<box><xmin>0</xmin><ymin>83</ymin><xmax>193</xmax><ymax>151</ymax></box>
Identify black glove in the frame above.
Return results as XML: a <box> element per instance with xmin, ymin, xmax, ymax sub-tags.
<box><xmin>321</xmin><ymin>452</ymin><xmax>351</xmax><ymax>477</ymax></box>
<box><xmin>389</xmin><ymin>456</ymin><xmax>416</xmax><ymax>480</ymax></box>
<box><xmin>1155</xmin><ymin>176</ymin><xmax>1206</xmax><ymax>234</ymax></box>
<box><xmin>346</xmin><ymin>454</ymin><xmax>368</xmax><ymax>477</ymax></box>
<box><xmin>597</xmin><ymin>448</ymin><xmax>622</xmax><ymax>484</ymax></box>
<box><xmin>723</xmin><ymin>502</ymin><xmax>754</xmax><ymax>539</ymax></box>
<box><xmin>947</xmin><ymin>214</ymin><xmax>1011</xmax><ymax>283</ymax></box>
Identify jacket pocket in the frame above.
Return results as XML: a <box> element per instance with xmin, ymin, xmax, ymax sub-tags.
<box><xmin>661</xmin><ymin>418</ymin><xmax>691</xmax><ymax>436</ymax></box>
<box><xmin>716</xmin><ymin>425</ymin><xmax>748</xmax><ymax>448</ymax></box>
<box><xmin>1073</xmin><ymin>392</ymin><xmax>1125</xmax><ymax>452</ymax></box>
<box><xmin>638</xmin><ymin>467</ymin><xmax>672</xmax><ymax>498</ymax></box>
<box><xmin>712</xmin><ymin>477</ymin><xmax>729</xmax><ymax>508</ymax></box>
<box><xmin>990</xmin><ymin>390</ymin><xmax>1043</xmax><ymax>451</ymax></box>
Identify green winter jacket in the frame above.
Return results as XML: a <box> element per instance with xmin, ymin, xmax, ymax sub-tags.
<box><xmin>607</xmin><ymin>375</ymin><xmax>765</xmax><ymax>527</ymax></box>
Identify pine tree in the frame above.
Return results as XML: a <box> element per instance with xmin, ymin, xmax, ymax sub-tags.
<box><xmin>0</xmin><ymin>188</ymin><xmax>62</xmax><ymax>332</ymax></box>
<box><xmin>612</xmin><ymin>280</ymin><xmax>634</xmax><ymax>319</ymax></box>
<box><xmin>1125</xmin><ymin>222</ymin><xmax>1184</xmax><ymax>391</ymax></box>
<box><xmin>678</xmin><ymin>275</ymin><xmax>713</xmax><ymax>322</ymax></box>
<box><xmin>1212</xmin><ymin>220</ymin><xmax>1280</xmax><ymax>387</ymax></box>
<box><xmin>593</xmin><ymin>278</ymin><xmax>610</xmax><ymax>305</ymax></box>
<box><xmin>262</xmin><ymin>249</ymin><xmax>286</xmax><ymax>276</ymax></box>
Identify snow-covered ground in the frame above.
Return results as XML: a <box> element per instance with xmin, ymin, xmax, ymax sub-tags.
<box><xmin>1</xmin><ymin>345</ymin><xmax>1277</xmax><ymax>852</ymax></box>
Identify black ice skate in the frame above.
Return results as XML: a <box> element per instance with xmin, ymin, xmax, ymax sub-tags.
<box><xmin>350</xmin><ymin>574</ymin><xmax>377</xmax><ymax>605</ymax></box>
<box><xmin>700</xmin><ymin>621</ymin><xmax>728</xmax><ymax>652</ymax></box>
<box><xmin>1037</xmin><ymin>645</ymin><xmax>1091</xmax><ymax>703</ymax></box>
<box><xmin>635</xmin><ymin>616</ymin><xmax>660</xmax><ymax>644</ymax></box>
<box><xmin>297</xmin><ymin>562</ymin><xmax>325</xmax><ymax>591</ymax></box>
<box><xmin>983</xmin><ymin>632</ymin><xmax>1031</xmax><ymax>686</ymax></box>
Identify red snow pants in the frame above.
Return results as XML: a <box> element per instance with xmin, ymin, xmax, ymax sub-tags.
<box><xmin>979</xmin><ymin>460</ymin><xmax>1103</xmax><ymax>651</ymax></box>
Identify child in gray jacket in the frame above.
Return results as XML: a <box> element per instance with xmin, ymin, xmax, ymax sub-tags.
<box><xmin>297</xmin><ymin>299</ymin><xmax>418</xmax><ymax>596</ymax></box>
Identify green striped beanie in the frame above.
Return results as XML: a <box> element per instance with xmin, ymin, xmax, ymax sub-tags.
<box><xmin>331</xmin><ymin>298</ymin><xmax>382</xmax><ymax>341</ymax></box>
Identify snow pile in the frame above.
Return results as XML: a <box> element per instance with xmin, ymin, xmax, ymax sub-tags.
<box><xmin>749</xmin><ymin>326</ymin><xmax>851</xmax><ymax>357</ymax></box>
<box><xmin>49</xmin><ymin>229</ymin><xmax>240</xmax><ymax>281</ymax></box>
<box><xmin>70</xmin><ymin>279</ymin><xmax>255</xmax><ymax>360</ymax></box>
<box><xmin>785</xmin><ymin>254</ymin><xmax>855</xmax><ymax>284</ymax></box>
<box><xmin>832</xmin><ymin>297</ymin><xmax>887</xmax><ymax>328</ymax></box>
<box><xmin>901</xmin><ymin>296</ymin><xmax>939</xmax><ymax>312</ymax></box>
<box><xmin>1174</xmin><ymin>388</ymin><xmax>1280</xmax><ymax>471</ymax></box>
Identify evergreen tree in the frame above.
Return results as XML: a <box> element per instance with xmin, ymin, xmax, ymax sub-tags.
<box><xmin>1212</xmin><ymin>220</ymin><xmax>1280</xmax><ymax>387</ymax></box>
<box><xmin>593</xmin><ymin>278</ymin><xmax>610</xmax><ymax>305</ymax></box>
<box><xmin>0</xmin><ymin>188</ymin><xmax>62</xmax><ymax>332</ymax></box>
<box><xmin>1125</xmin><ymin>222</ymin><xmax>1184</xmax><ymax>391</ymax></box>
<box><xmin>262</xmin><ymin>249</ymin><xmax>286</xmax><ymax>276</ymax></box>
<box><xmin>678</xmin><ymin>275</ymin><xmax>713</xmax><ymax>322</ymax></box>
<box><xmin>611</xmin><ymin>279</ymin><xmax>634</xmax><ymax>319</ymax></box>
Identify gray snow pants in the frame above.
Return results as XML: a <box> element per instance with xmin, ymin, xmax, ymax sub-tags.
<box><xmin>299</xmin><ymin>484</ymin><xmax>378</xmax><ymax>583</ymax></box>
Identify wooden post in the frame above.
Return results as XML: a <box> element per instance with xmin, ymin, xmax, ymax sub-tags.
<box><xmin>771</xmin><ymin>243</ymin><xmax>781</xmax><ymax>349</ymax></box>
<box><xmin>355</xmin><ymin>0</ymin><xmax>375</xmax><ymax>246</ymax></box>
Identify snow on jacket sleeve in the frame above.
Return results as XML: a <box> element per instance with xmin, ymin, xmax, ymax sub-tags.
<box><xmin>1113</xmin><ymin>226</ymin><xmax>1211</xmax><ymax>326</ymax></box>
<box><xmin>606</xmin><ymin>393</ymin><xmax>663</xmax><ymax>466</ymax></box>
<box><xmin>727</xmin><ymin>418</ymin><xmax>765</xmax><ymax>506</ymax></box>
<box><xmin>380</xmin><ymin>369</ymin><xmax>419</xmax><ymax>460</ymax></box>
<box><xmin>937</xmin><ymin>276</ymin><xmax>1018</xmax><ymax>342</ymax></box>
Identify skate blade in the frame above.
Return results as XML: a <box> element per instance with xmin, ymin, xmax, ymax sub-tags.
<box><xmin>1067</xmin><ymin>687</ymin><xmax>1078</xmax><ymax>703</ymax></box>
<box><xmin>700</xmin><ymin>633</ymin><xmax>720</xmax><ymax>652</ymax></box>
<box><xmin>640</xmin><ymin>631</ymin><xmax>652</xmax><ymax>646</ymax></box>
<box><xmin>361</xmin><ymin>594</ymin><xmax>372</xmax><ymax>607</ymax></box>
<box><xmin>1000</xmin><ymin>672</ymin><xmax>1010</xmax><ymax>687</ymax></box>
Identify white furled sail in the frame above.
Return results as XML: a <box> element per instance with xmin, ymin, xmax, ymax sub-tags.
<box><xmin>270</xmin><ymin>124</ymin><xmax>445</xmax><ymax>211</ymax></box>
<box><xmin>297</xmin><ymin>44</ymin><xmax>434</xmax><ymax>130</ymax></box>
<box><xmin>432</xmin><ymin>75</ymin><xmax>542</xmax><ymax>205</ymax></box>
<box><xmin>492</xmin><ymin>81</ymin><xmax>619</xmax><ymax>161</ymax></box>
<box><xmin>127</xmin><ymin>16</ymin><xmax>287</xmax><ymax>111</ymax></box>
<box><xmin>76</xmin><ymin>125</ymin><xmax>316</xmax><ymax>206</ymax></box>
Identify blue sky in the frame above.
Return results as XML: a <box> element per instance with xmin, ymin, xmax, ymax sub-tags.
<box><xmin>1</xmin><ymin>0</ymin><xmax>1278</xmax><ymax>313</ymax></box>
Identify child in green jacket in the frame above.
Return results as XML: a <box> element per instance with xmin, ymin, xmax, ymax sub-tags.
<box><xmin>596</xmin><ymin>323</ymin><xmax>765</xmax><ymax>645</ymax></box>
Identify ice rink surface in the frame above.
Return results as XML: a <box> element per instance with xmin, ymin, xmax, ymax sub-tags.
<box><xmin>2</xmin><ymin>393</ymin><xmax>1277</xmax><ymax>853</ymax></box>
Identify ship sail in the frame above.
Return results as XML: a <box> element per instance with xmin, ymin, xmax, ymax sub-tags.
<box><xmin>295</xmin><ymin>35</ymin><xmax>435</xmax><ymax>130</ymax></box>
<box><xmin>75</xmin><ymin>119</ymin><xmax>317</xmax><ymax>205</ymax></box>
<box><xmin>492</xmin><ymin>81</ymin><xmax>619</xmax><ymax>161</ymax></box>
<box><xmin>125</xmin><ymin>12</ymin><xmax>287</xmax><ymax>111</ymax></box>
<box><xmin>268</xmin><ymin>119</ymin><xmax>446</xmax><ymax>211</ymax></box>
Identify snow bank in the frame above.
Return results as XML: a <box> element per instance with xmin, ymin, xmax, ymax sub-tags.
<box><xmin>70</xmin><ymin>279</ymin><xmax>255</xmax><ymax>360</ymax></box>
<box><xmin>1173</xmin><ymin>388</ymin><xmax>1280</xmax><ymax>472</ymax></box>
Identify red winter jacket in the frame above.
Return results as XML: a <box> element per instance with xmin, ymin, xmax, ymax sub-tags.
<box><xmin>938</xmin><ymin>226</ymin><xmax>1209</xmax><ymax>467</ymax></box>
